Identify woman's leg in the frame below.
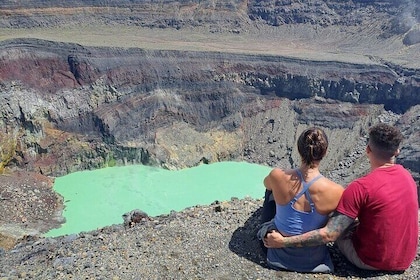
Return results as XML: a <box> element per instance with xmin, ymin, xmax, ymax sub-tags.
<box><xmin>259</xmin><ymin>189</ymin><xmax>276</xmax><ymax>255</ymax></box>
<box><xmin>261</xmin><ymin>189</ymin><xmax>275</xmax><ymax>223</ymax></box>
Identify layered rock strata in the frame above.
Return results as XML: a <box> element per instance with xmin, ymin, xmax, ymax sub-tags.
<box><xmin>0</xmin><ymin>38</ymin><xmax>418</xmax><ymax>178</ymax></box>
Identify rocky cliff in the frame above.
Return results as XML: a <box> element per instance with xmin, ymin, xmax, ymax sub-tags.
<box><xmin>0</xmin><ymin>38</ymin><xmax>418</xmax><ymax>176</ymax></box>
<box><xmin>0</xmin><ymin>0</ymin><xmax>419</xmax><ymax>246</ymax></box>
<box><xmin>1</xmin><ymin>0</ymin><xmax>419</xmax><ymax>37</ymax></box>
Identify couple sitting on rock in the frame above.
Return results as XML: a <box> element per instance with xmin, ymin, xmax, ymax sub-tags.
<box><xmin>257</xmin><ymin>124</ymin><xmax>418</xmax><ymax>273</ymax></box>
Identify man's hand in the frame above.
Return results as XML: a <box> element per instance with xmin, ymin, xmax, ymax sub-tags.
<box><xmin>263</xmin><ymin>230</ymin><xmax>285</xmax><ymax>248</ymax></box>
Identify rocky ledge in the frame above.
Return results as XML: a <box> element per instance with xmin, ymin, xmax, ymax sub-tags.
<box><xmin>0</xmin><ymin>198</ymin><xmax>418</xmax><ymax>279</ymax></box>
<box><xmin>0</xmin><ymin>171</ymin><xmax>62</xmax><ymax>250</ymax></box>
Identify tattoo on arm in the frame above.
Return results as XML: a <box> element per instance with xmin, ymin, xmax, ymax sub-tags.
<box><xmin>283</xmin><ymin>212</ymin><xmax>355</xmax><ymax>247</ymax></box>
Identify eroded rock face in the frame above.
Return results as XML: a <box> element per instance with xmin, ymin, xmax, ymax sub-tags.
<box><xmin>1</xmin><ymin>0</ymin><xmax>419</xmax><ymax>40</ymax></box>
<box><xmin>0</xmin><ymin>38</ymin><xmax>418</xmax><ymax>180</ymax></box>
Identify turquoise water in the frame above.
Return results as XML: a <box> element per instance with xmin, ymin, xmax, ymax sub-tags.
<box><xmin>45</xmin><ymin>161</ymin><xmax>272</xmax><ymax>237</ymax></box>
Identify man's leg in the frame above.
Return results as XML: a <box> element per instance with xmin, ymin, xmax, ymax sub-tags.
<box><xmin>335</xmin><ymin>224</ymin><xmax>378</xmax><ymax>270</ymax></box>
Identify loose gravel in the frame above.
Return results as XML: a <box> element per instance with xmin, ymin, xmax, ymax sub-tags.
<box><xmin>0</xmin><ymin>198</ymin><xmax>418</xmax><ymax>280</ymax></box>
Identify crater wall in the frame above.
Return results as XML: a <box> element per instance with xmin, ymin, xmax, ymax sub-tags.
<box><xmin>0</xmin><ymin>39</ymin><xmax>418</xmax><ymax>183</ymax></box>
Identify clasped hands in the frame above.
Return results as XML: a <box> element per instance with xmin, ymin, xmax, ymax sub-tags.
<box><xmin>263</xmin><ymin>230</ymin><xmax>286</xmax><ymax>248</ymax></box>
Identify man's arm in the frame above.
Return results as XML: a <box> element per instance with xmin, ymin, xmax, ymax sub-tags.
<box><xmin>263</xmin><ymin>212</ymin><xmax>354</xmax><ymax>248</ymax></box>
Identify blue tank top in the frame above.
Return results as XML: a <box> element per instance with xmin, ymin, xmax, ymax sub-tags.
<box><xmin>268</xmin><ymin>169</ymin><xmax>334</xmax><ymax>273</ymax></box>
<box><xmin>274</xmin><ymin>169</ymin><xmax>328</xmax><ymax>235</ymax></box>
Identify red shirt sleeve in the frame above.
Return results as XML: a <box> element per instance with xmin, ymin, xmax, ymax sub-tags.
<box><xmin>336</xmin><ymin>180</ymin><xmax>365</xmax><ymax>219</ymax></box>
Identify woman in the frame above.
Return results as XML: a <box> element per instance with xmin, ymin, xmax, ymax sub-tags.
<box><xmin>257</xmin><ymin>127</ymin><xmax>343</xmax><ymax>273</ymax></box>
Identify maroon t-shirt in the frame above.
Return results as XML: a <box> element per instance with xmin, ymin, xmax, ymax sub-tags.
<box><xmin>337</xmin><ymin>164</ymin><xmax>418</xmax><ymax>270</ymax></box>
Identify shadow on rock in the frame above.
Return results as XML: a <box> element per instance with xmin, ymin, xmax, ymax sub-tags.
<box><xmin>229</xmin><ymin>206</ymin><xmax>406</xmax><ymax>278</ymax></box>
<box><xmin>228</xmin><ymin>207</ymin><xmax>268</xmax><ymax>268</ymax></box>
<box><xmin>329</xmin><ymin>244</ymin><xmax>405</xmax><ymax>278</ymax></box>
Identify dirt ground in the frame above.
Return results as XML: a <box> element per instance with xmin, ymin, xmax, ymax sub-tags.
<box><xmin>1</xmin><ymin>24</ymin><xmax>418</xmax><ymax>68</ymax></box>
<box><xmin>0</xmin><ymin>171</ymin><xmax>63</xmax><ymax>249</ymax></box>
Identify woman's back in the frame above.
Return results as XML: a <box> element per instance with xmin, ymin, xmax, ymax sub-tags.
<box><xmin>261</xmin><ymin>168</ymin><xmax>343</xmax><ymax>273</ymax></box>
<box><xmin>258</xmin><ymin>127</ymin><xmax>344</xmax><ymax>273</ymax></box>
<box><xmin>265</xmin><ymin>167</ymin><xmax>343</xmax><ymax>216</ymax></box>
<box><xmin>274</xmin><ymin>169</ymin><xmax>328</xmax><ymax>235</ymax></box>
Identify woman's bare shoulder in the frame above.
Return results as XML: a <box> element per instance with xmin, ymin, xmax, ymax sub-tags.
<box><xmin>267</xmin><ymin>168</ymin><xmax>296</xmax><ymax>180</ymax></box>
<box><xmin>264</xmin><ymin>168</ymin><xmax>296</xmax><ymax>189</ymax></box>
<box><xmin>311</xmin><ymin>178</ymin><xmax>344</xmax><ymax>214</ymax></box>
<box><xmin>318</xmin><ymin>177</ymin><xmax>344</xmax><ymax>190</ymax></box>
<box><xmin>310</xmin><ymin>177</ymin><xmax>344</xmax><ymax>200</ymax></box>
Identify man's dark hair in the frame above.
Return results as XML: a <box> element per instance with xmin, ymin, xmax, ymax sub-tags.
<box><xmin>368</xmin><ymin>123</ymin><xmax>403</xmax><ymax>160</ymax></box>
<box><xmin>297</xmin><ymin>127</ymin><xmax>328</xmax><ymax>168</ymax></box>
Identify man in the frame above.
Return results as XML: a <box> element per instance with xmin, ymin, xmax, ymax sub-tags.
<box><xmin>263</xmin><ymin>123</ymin><xmax>418</xmax><ymax>271</ymax></box>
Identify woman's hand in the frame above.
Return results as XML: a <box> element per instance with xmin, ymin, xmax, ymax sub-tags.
<box><xmin>263</xmin><ymin>230</ymin><xmax>285</xmax><ymax>248</ymax></box>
